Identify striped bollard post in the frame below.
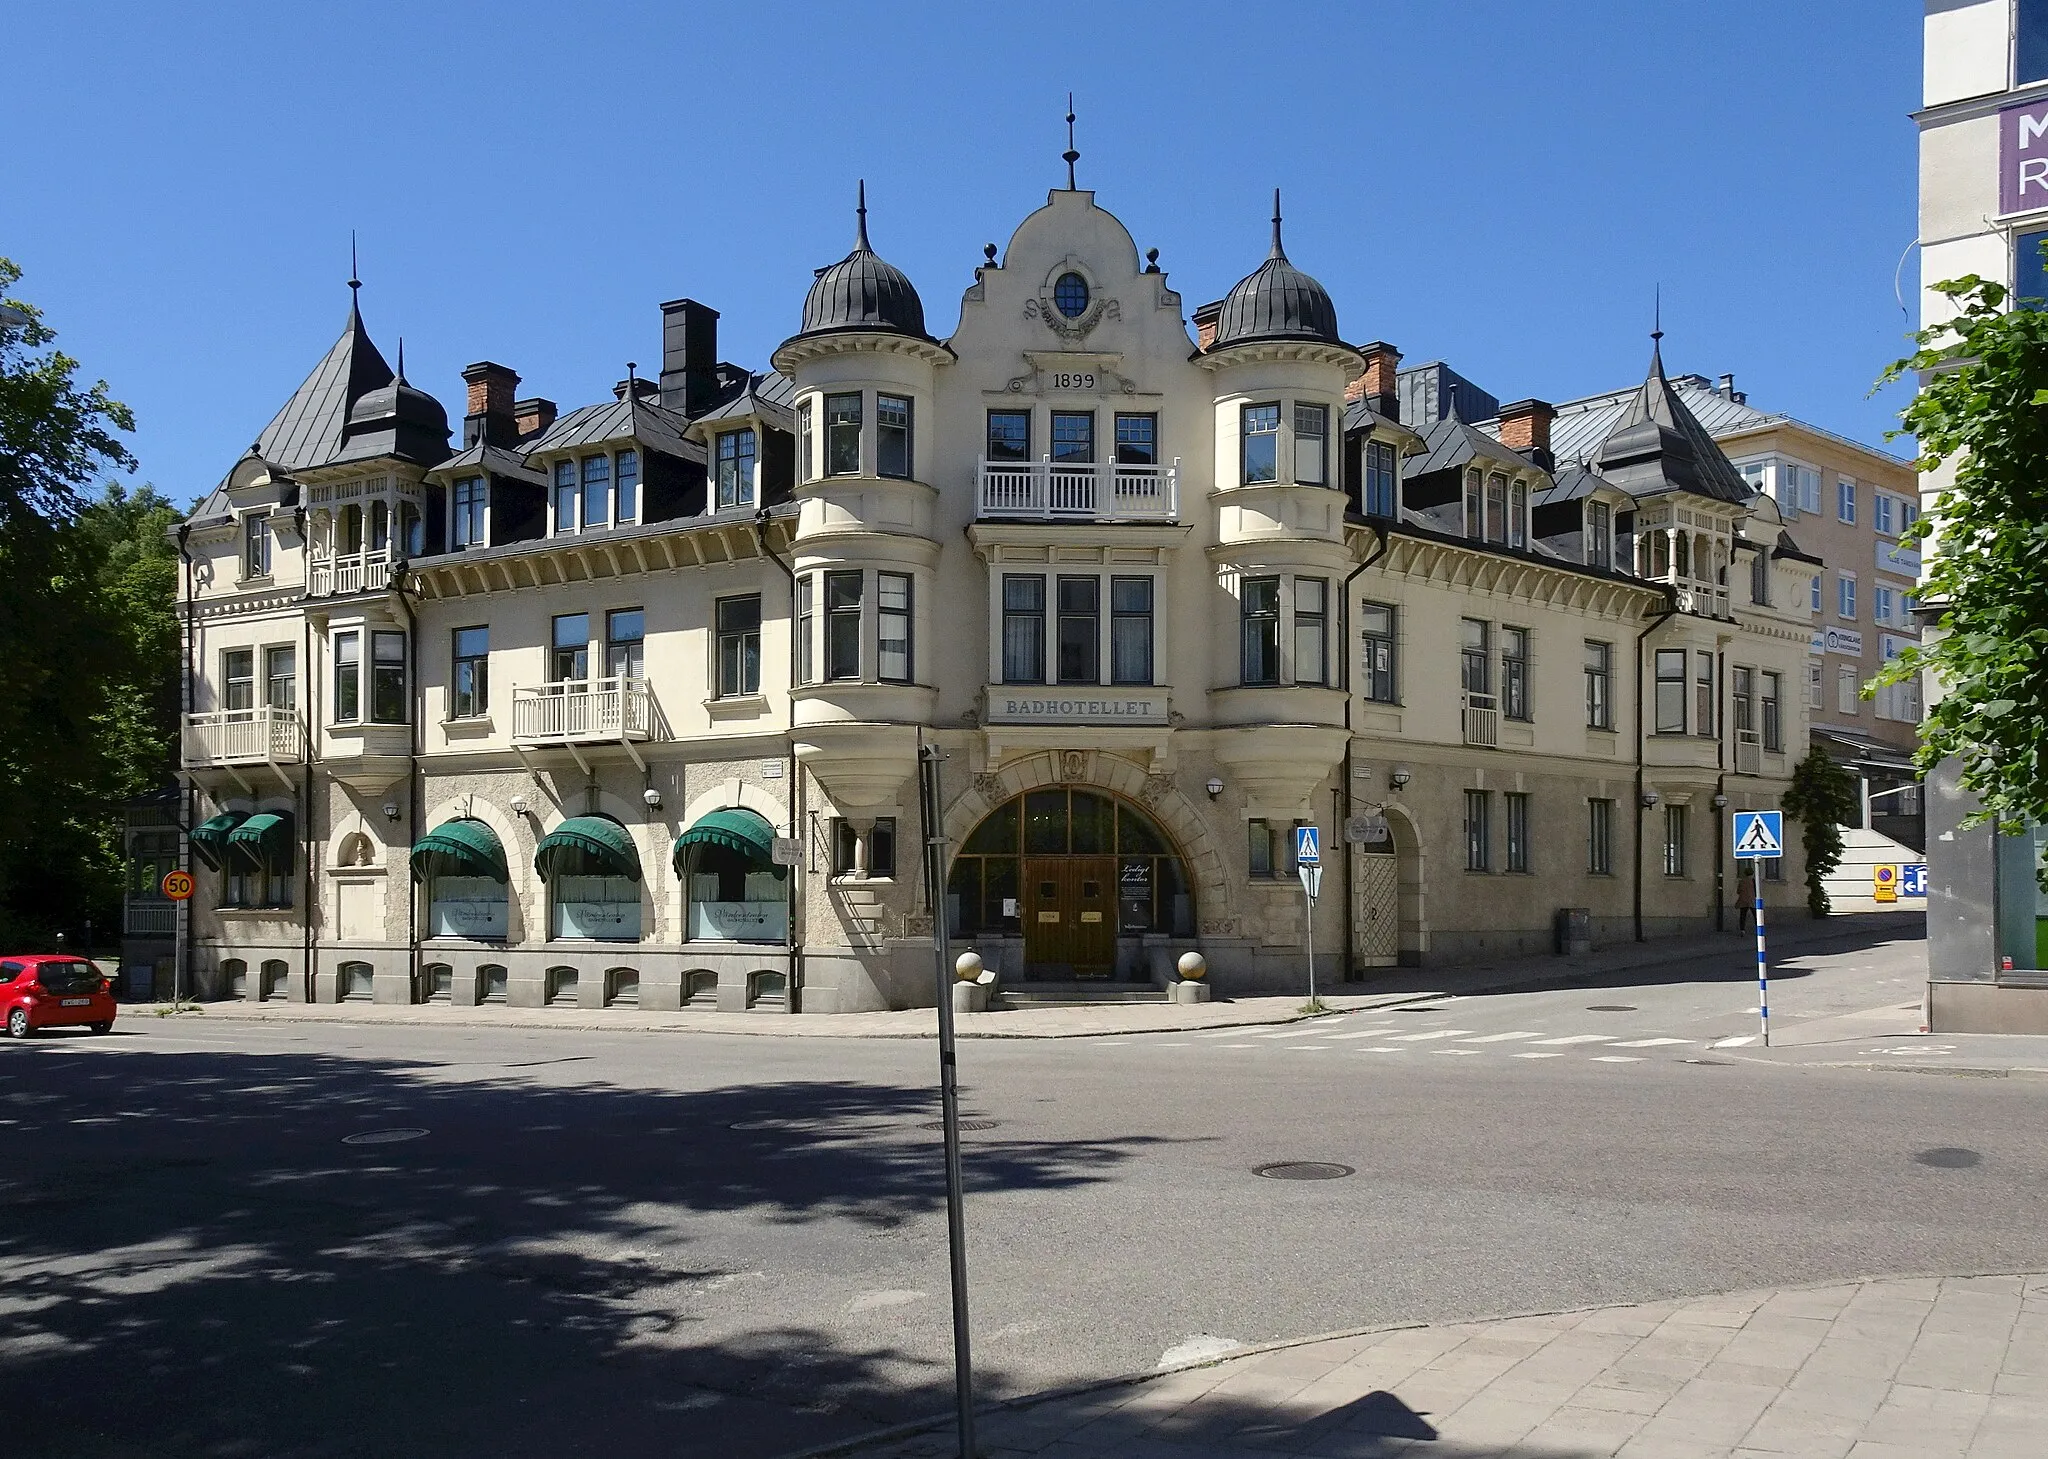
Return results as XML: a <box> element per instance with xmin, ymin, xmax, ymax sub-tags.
<box><xmin>1755</xmin><ymin>880</ymin><xmax>1770</xmax><ymax>1047</ymax></box>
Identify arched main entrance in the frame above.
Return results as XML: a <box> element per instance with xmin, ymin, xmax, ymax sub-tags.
<box><xmin>948</xmin><ymin>787</ymin><xmax>1193</xmax><ymax>980</ymax></box>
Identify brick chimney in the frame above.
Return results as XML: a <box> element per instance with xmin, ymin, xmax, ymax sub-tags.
<box><xmin>659</xmin><ymin>298</ymin><xmax>721</xmax><ymax>416</ymax></box>
<box><xmin>1193</xmin><ymin>300</ymin><xmax>1222</xmax><ymax>351</ymax></box>
<box><xmin>1346</xmin><ymin>341</ymin><xmax>1403</xmax><ymax>421</ymax></box>
<box><xmin>461</xmin><ymin>362</ymin><xmax>520</xmax><ymax>448</ymax></box>
<box><xmin>1496</xmin><ymin>398</ymin><xmax>1557</xmax><ymax>472</ymax></box>
<box><xmin>512</xmin><ymin>397</ymin><xmax>557</xmax><ymax>440</ymax></box>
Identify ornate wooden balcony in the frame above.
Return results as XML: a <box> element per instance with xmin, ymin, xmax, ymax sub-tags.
<box><xmin>512</xmin><ymin>677</ymin><xmax>657</xmax><ymax>772</ymax></box>
<box><xmin>977</xmin><ymin>458</ymin><xmax>1179</xmax><ymax>522</ymax></box>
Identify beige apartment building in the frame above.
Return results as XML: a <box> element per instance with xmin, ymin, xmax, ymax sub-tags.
<box><xmin>160</xmin><ymin>183</ymin><xmax>1813</xmax><ymax>1014</ymax></box>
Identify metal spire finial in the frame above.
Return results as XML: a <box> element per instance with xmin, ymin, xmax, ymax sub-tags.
<box><xmin>396</xmin><ymin>336</ymin><xmax>405</xmax><ymax>382</ymax></box>
<box><xmin>349</xmin><ymin>230</ymin><xmax>361</xmax><ymax>296</ymax></box>
<box><xmin>1652</xmin><ymin>283</ymin><xmax>1663</xmax><ymax>342</ymax></box>
<box><xmin>854</xmin><ymin>179</ymin><xmax>871</xmax><ymax>251</ymax></box>
<box><xmin>1063</xmin><ymin>94</ymin><xmax>1079</xmax><ymax>190</ymax></box>
<box><xmin>1270</xmin><ymin>188</ymin><xmax>1286</xmax><ymax>259</ymax></box>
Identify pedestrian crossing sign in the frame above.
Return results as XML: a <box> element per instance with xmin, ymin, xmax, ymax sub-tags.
<box><xmin>1732</xmin><ymin>810</ymin><xmax>1783</xmax><ymax>859</ymax></box>
<box><xmin>1295</xmin><ymin>825</ymin><xmax>1320</xmax><ymax>865</ymax></box>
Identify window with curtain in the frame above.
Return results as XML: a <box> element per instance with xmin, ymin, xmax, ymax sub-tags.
<box><xmin>825</xmin><ymin>571</ymin><xmax>862</xmax><ymax>680</ymax></box>
<box><xmin>1584</xmin><ymin>640</ymin><xmax>1612</xmax><ymax>729</ymax></box>
<box><xmin>1465</xmin><ymin>790</ymin><xmax>1491</xmax><ymax>872</ymax></box>
<box><xmin>878</xmin><ymin>573</ymin><xmax>912</xmax><ymax>683</ymax></box>
<box><xmin>1056</xmin><ymin>576</ymin><xmax>1099</xmax><ymax>684</ymax></box>
<box><xmin>606</xmin><ymin>609</ymin><xmax>644</xmax><ymax>680</ymax></box>
<box><xmin>1360</xmin><ymin>603</ymin><xmax>1397</xmax><ymax>702</ymax></box>
<box><xmin>1002</xmin><ymin>575</ymin><xmax>1045</xmax><ymax>683</ymax></box>
<box><xmin>265</xmin><ymin>645</ymin><xmax>295</xmax><ymax>712</ymax></box>
<box><xmin>1293</xmin><ymin>578</ymin><xmax>1327</xmax><ymax>686</ymax></box>
<box><xmin>1240</xmin><ymin>576</ymin><xmax>1280</xmax><ymax>685</ymax></box>
<box><xmin>1110</xmin><ymin>576</ymin><xmax>1152</xmax><ymax>685</ymax></box>
<box><xmin>1502</xmin><ymin>627</ymin><xmax>1530</xmax><ymax>720</ymax></box>
<box><xmin>1588</xmin><ymin>799</ymin><xmax>1614</xmax><ymax>875</ymax></box>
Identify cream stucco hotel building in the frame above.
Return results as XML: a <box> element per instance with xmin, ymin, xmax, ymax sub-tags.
<box><xmin>166</xmin><ymin>182</ymin><xmax>1813</xmax><ymax>1013</ymax></box>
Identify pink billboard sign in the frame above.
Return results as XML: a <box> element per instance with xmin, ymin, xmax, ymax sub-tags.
<box><xmin>2001</xmin><ymin>98</ymin><xmax>2048</xmax><ymax>215</ymax></box>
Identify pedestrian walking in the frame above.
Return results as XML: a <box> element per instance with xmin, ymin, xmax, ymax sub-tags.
<box><xmin>1736</xmin><ymin>865</ymin><xmax>1756</xmax><ymax>930</ymax></box>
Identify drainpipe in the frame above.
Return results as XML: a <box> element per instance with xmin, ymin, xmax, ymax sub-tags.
<box><xmin>303</xmin><ymin>606</ymin><xmax>317</xmax><ymax>1001</ymax></box>
<box><xmin>1713</xmin><ymin>647</ymin><xmax>1728</xmax><ymax>934</ymax></box>
<box><xmin>392</xmin><ymin>561</ymin><xmax>422</xmax><ymax>1002</ymax></box>
<box><xmin>176</xmin><ymin>523</ymin><xmax>196</xmax><ymax>1004</ymax></box>
<box><xmin>1633</xmin><ymin>591</ymin><xmax>1679</xmax><ymax>944</ymax></box>
<box><xmin>1338</xmin><ymin>524</ymin><xmax>1391</xmax><ymax>982</ymax></box>
<box><xmin>754</xmin><ymin>507</ymin><xmax>805</xmax><ymax>1007</ymax></box>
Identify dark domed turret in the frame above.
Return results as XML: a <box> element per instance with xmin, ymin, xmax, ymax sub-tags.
<box><xmin>1212</xmin><ymin>191</ymin><xmax>1342</xmax><ymax>349</ymax></box>
<box><xmin>795</xmin><ymin>182</ymin><xmax>928</xmax><ymax>341</ymax></box>
<box><xmin>339</xmin><ymin>341</ymin><xmax>451</xmax><ymax>465</ymax></box>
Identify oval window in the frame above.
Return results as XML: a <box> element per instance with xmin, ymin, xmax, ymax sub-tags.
<box><xmin>1053</xmin><ymin>272</ymin><xmax>1090</xmax><ymax>319</ymax></box>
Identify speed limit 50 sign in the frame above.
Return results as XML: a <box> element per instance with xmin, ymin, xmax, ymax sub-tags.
<box><xmin>161</xmin><ymin>869</ymin><xmax>195</xmax><ymax>901</ymax></box>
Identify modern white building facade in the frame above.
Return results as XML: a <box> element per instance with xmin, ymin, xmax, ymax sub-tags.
<box><xmin>166</xmin><ymin>183</ymin><xmax>1812</xmax><ymax>1014</ymax></box>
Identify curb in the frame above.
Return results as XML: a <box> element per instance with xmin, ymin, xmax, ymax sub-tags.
<box><xmin>773</xmin><ymin>1265</ymin><xmax>2048</xmax><ymax>1459</ymax></box>
<box><xmin>145</xmin><ymin>917</ymin><xmax>1904</xmax><ymax>1043</ymax></box>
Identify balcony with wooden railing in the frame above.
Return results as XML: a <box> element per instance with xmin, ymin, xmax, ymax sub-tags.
<box><xmin>1462</xmin><ymin>693</ymin><xmax>1500</xmax><ymax>748</ymax></box>
<box><xmin>977</xmin><ymin>458</ymin><xmax>1179</xmax><ymax>522</ymax></box>
<box><xmin>308</xmin><ymin>549</ymin><xmax>393</xmax><ymax>598</ymax></box>
<box><xmin>124</xmin><ymin>901</ymin><xmax>176</xmax><ymax>936</ymax></box>
<box><xmin>512</xmin><ymin>677</ymin><xmax>657</xmax><ymax>771</ymax></box>
<box><xmin>183</xmin><ymin>707</ymin><xmax>305</xmax><ymax>769</ymax></box>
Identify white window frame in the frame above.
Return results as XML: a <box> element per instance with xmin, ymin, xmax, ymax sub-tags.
<box><xmin>1838</xmin><ymin>573</ymin><xmax>1857</xmax><ymax>622</ymax></box>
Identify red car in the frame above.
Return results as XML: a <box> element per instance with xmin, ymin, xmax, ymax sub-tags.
<box><xmin>0</xmin><ymin>955</ymin><xmax>116</xmax><ymax>1038</ymax></box>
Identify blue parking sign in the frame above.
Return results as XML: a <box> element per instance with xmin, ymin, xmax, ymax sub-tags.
<box><xmin>1901</xmin><ymin>863</ymin><xmax>1927</xmax><ymax>897</ymax></box>
<box><xmin>1295</xmin><ymin>825</ymin><xmax>1320</xmax><ymax>865</ymax></box>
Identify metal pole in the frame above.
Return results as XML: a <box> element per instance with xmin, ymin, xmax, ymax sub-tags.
<box><xmin>918</xmin><ymin>741</ymin><xmax>976</xmax><ymax>1458</ymax></box>
<box><xmin>1755</xmin><ymin>870</ymin><xmax>1770</xmax><ymax>1047</ymax></box>
<box><xmin>1305</xmin><ymin>881</ymin><xmax>1316</xmax><ymax>1007</ymax></box>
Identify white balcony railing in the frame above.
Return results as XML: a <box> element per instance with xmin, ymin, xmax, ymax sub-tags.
<box><xmin>1670</xmin><ymin>582</ymin><xmax>1732</xmax><ymax>620</ymax></box>
<box><xmin>512</xmin><ymin>677</ymin><xmax>655</xmax><ymax>745</ymax></box>
<box><xmin>309</xmin><ymin>549</ymin><xmax>393</xmax><ymax>597</ymax></box>
<box><xmin>1735</xmin><ymin>728</ymin><xmax>1763</xmax><ymax>775</ymax></box>
<box><xmin>1462</xmin><ymin>693</ymin><xmax>1500</xmax><ymax>748</ymax></box>
<box><xmin>125</xmin><ymin>902</ymin><xmax>176</xmax><ymax>936</ymax></box>
<box><xmin>977</xmin><ymin>457</ymin><xmax>1179</xmax><ymax>522</ymax></box>
<box><xmin>183</xmin><ymin>707</ymin><xmax>305</xmax><ymax>768</ymax></box>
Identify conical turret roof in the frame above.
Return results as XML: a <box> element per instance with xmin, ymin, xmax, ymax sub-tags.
<box><xmin>794</xmin><ymin>182</ymin><xmax>929</xmax><ymax>341</ymax></box>
<box><xmin>1212</xmin><ymin>191</ymin><xmax>1342</xmax><ymax>349</ymax></box>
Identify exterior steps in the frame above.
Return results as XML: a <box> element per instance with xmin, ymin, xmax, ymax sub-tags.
<box><xmin>996</xmin><ymin>982</ymin><xmax>1168</xmax><ymax>1008</ymax></box>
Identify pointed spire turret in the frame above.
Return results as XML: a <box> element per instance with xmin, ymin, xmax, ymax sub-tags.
<box><xmin>854</xmin><ymin>179</ymin><xmax>872</xmax><ymax>252</ymax></box>
<box><xmin>1269</xmin><ymin>188</ymin><xmax>1286</xmax><ymax>260</ymax></box>
<box><xmin>1210</xmin><ymin>187</ymin><xmax>1342</xmax><ymax>349</ymax></box>
<box><xmin>791</xmin><ymin>181</ymin><xmax>929</xmax><ymax>342</ymax></box>
<box><xmin>1063</xmin><ymin>94</ymin><xmax>1080</xmax><ymax>190</ymax></box>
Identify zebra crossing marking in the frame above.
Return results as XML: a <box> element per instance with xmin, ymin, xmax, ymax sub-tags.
<box><xmin>1458</xmin><ymin>1031</ymin><xmax>1543</xmax><ymax>1043</ymax></box>
<box><xmin>1610</xmin><ymin>1038</ymin><xmax>1692</xmax><ymax>1048</ymax></box>
<box><xmin>1532</xmin><ymin>1034</ymin><xmax>1615</xmax><ymax>1046</ymax></box>
<box><xmin>1389</xmin><ymin>1030</ymin><xmax>1475</xmax><ymax>1042</ymax></box>
<box><xmin>1512</xmin><ymin>1052</ymin><xmax>1566</xmax><ymax>1060</ymax></box>
<box><xmin>1713</xmin><ymin>1035</ymin><xmax>1758</xmax><ymax>1048</ymax></box>
<box><xmin>1591</xmin><ymin>1056</ymin><xmax>1646</xmax><ymax>1064</ymax></box>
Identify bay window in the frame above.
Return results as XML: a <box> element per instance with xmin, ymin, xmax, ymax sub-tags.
<box><xmin>1241</xmin><ymin>576</ymin><xmax>1281</xmax><ymax>685</ymax></box>
<box><xmin>1293</xmin><ymin>577</ymin><xmax>1327</xmax><ymax>686</ymax></box>
<box><xmin>1694</xmin><ymin>650</ymin><xmax>1716</xmax><ymax>739</ymax></box>
<box><xmin>1763</xmin><ymin>671</ymin><xmax>1782</xmax><ymax>751</ymax></box>
<box><xmin>333</xmin><ymin>632</ymin><xmax>361</xmax><ymax>723</ymax></box>
<box><xmin>825</xmin><ymin>571</ymin><xmax>862</xmax><ymax>680</ymax></box>
<box><xmin>581</xmin><ymin>454</ymin><xmax>610</xmax><ymax>529</ymax></box>
<box><xmin>877</xmin><ymin>395</ymin><xmax>912</xmax><ymax>478</ymax></box>
<box><xmin>1242</xmin><ymin>404</ymin><xmax>1280</xmax><ymax>484</ymax></box>
<box><xmin>1293</xmin><ymin>403</ymin><xmax>1327</xmax><ymax>485</ymax></box>
<box><xmin>1654</xmin><ymin>648</ymin><xmax>1686</xmax><ymax>733</ymax></box>
<box><xmin>797</xmin><ymin>400</ymin><xmax>814</xmax><ymax>481</ymax></box>
<box><xmin>878</xmin><ymin>572</ymin><xmax>912</xmax><ymax>683</ymax></box>
<box><xmin>796</xmin><ymin>576</ymin><xmax>815</xmax><ymax>686</ymax></box>
<box><xmin>370</xmin><ymin>631</ymin><xmax>407</xmax><ymax>724</ymax></box>
<box><xmin>615</xmin><ymin>449</ymin><xmax>638</xmax><ymax>522</ymax></box>
<box><xmin>553</xmin><ymin>461</ymin><xmax>577</xmax><ymax>534</ymax></box>
<box><xmin>825</xmin><ymin>393</ymin><xmax>862</xmax><ymax>476</ymax></box>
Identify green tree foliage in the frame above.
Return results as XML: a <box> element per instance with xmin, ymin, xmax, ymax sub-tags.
<box><xmin>0</xmin><ymin>259</ymin><xmax>177</xmax><ymax>948</ymax></box>
<box><xmin>1877</xmin><ymin>275</ymin><xmax>2048</xmax><ymax>866</ymax></box>
<box><xmin>1782</xmin><ymin>745</ymin><xmax>1859</xmax><ymax>918</ymax></box>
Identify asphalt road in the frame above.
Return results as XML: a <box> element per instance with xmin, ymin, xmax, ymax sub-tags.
<box><xmin>5</xmin><ymin>921</ymin><xmax>2045</xmax><ymax>1459</ymax></box>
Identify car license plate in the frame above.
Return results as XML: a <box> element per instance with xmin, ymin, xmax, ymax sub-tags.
<box><xmin>60</xmin><ymin>998</ymin><xmax>90</xmax><ymax>1007</ymax></box>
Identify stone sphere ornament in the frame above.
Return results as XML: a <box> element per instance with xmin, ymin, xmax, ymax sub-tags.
<box><xmin>1177</xmin><ymin>952</ymin><xmax>1208</xmax><ymax>981</ymax></box>
<box><xmin>954</xmin><ymin>951</ymin><xmax>985</xmax><ymax>983</ymax></box>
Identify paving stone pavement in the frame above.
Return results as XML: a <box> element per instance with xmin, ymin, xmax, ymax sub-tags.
<box><xmin>817</xmin><ymin>1274</ymin><xmax>2048</xmax><ymax>1459</ymax></box>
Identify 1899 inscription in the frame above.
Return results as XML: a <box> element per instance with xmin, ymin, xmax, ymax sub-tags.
<box><xmin>1050</xmin><ymin>372</ymin><xmax>1095</xmax><ymax>391</ymax></box>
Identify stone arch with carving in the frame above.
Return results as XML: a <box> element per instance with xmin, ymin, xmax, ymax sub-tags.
<box><xmin>940</xmin><ymin>750</ymin><xmax>1240</xmax><ymax>934</ymax></box>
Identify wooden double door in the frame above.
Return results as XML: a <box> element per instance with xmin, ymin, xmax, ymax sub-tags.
<box><xmin>1021</xmin><ymin>856</ymin><xmax>1116</xmax><ymax>978</ymax></box>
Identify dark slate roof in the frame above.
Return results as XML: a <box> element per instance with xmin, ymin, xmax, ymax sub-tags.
<box><xmin>429</xmin><ymin>440</ymin><xmax>546</xmax><ymax>486</ymax></box>
<box><xmin>250</xmin><ymin>299</ymin><xmax>395</xmax><ymax>472</ymax></box>
<box><xmin>1549</xmin><ymin>369</ymin><xmax>1778</xmax><ymax>467</ymax></box>
<box><xmin>521</xmin><ymin>396</ymin><xmax>704</xmax><ymax>463</ymax></box>
<box><xmin>792</xmin><ymin>184</ymin><xmax>929</xmax><ymax>343</ymax></box>
<box><xmin>696</xmin><ymin>372</ymin><xmax>796</xmax><ymax>429</ymax></box>
<box><xmin>1589</xmin><ymin>339</ymin><xmax>1754</xmax><ymax>504</ymax></box>
<box><xmin>1531</xmin><ymin>463</ymin><xmax>1610</xmax><ymax>508</ymax></box>
<box><xmin>332</xmin><ymin>355</ymin><xmax>451</xmax><ymax>467</ymax></box>
<box><xmin>1404</xmin><ymin>416</ymin><xmax>1537</xmax><ymax>479</ymax></box>
<box><xmin>1211</xmin><ymin>194</ymin><xmax>1342</xmax><ymax>349</ymax></box>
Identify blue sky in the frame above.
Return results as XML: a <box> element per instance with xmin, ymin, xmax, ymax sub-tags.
<box><xmin>5</xmin><ymin>1</ymin><xmax>1923</xmax><ymax>504</ymax></box>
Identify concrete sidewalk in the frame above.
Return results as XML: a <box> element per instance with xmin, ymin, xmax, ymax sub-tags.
<box><xmin>817</xmin><ymin>1273</ymin><xmax>2047</xmax><ymax>1459</ymax></box>
<box><xmin>158</xmin><ymin>914</ymin><xmax>1916</xmax><ymax>1040</ymax></box>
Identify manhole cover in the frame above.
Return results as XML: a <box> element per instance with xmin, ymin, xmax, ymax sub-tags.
<box><xmin>1254</xmin><ymin>1161</ymin><xmax>1354</xmax><ymax>1181</ymax></box>
<box><xmin>729</xmin><ymin>1118</ymin><xmax>822</xmax><ymax>1132</ymax></box>
<box><xmin>920</xmin><ymin>1119</ymin><xmax>999</xmax><ymax>1131</ymax></box>
<box><xmin>342</xmin><ymin>1128</ymin><xmax>428</xmax><ymax>1146</ymax></box>
<box><xmin>1586</xmin><ymin>1004</ymin><xmax>1637</xmax><ymax>1012</ymax></box>
<box><xmin>1913</xmin><ymin>1147</ymin><xmax>1981</xmax><ymax>1169</ymax></box>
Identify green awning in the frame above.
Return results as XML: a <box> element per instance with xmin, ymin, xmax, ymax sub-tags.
<box><xmin>227</xmin><ymin>811</ymin><xmax>295</xmax><ymax>875</ymax></box>
<box><xmin>673</xmin><ymin>807</ymin><xmax>779</xmax><ymax>874</ymax></box>
<box><xmin>411</xmin><ymin>817</ymin><xmax>509</xmax><ymax>883</ymax></box>
<box><xmin>534</xmin><ymin>815</ymin><xmax>642</xmax><ymax>882</ymax></box>
<box><xmin>190</xmin><ymin>811</ymin><xmax>247</xmax><ymax>870</ymax></box>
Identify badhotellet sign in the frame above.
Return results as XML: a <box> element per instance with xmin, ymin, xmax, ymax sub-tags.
<box><xmin>987</xmin><ymin>692</ymin><xmax>1168</xmax><ymax>725</ymax></box>
<box><xmin>2002</xmin><ymin>97</ymin><xmax>2048</xmax><ymax>215</ymax></box>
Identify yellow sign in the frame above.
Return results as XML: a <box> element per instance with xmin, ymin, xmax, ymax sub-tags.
<box><xmin>1873</xmin><ymin>864</ymin><xmax>1899</xmax><ymax>904</ymax></box>
<box><xmin>160</xmin><ymin>869</ymin><xmax>195</xmax><ymax>901</ymax></box>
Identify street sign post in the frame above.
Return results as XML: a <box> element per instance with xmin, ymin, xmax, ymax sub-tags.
<box><xmin>1296</xmin><ymin>832</ymin><xmax>1322</xmax><ymax>1008</ymax></box>
<box><xmin>1731</xmin><ymin>811</ymin><xmax>1784</xmax><ymax>1046</ymax></box>
<box><xmin>160</xmin><ymin>870</ymin><xmax>194</xmax><ymax>901</ymax></box>
<box><xmin>1873</xmin><ymin>865</ymin><xmax>1899</xmax><ymax>904</ymax></box>
<box><xmin>163</xmin><ymin>868</ymin><xmax>194</xmax><ymax>1010</ymax></box>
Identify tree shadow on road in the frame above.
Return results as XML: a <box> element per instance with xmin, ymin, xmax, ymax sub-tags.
<box><xmin>0</xmin><ymin>1046</ymin><xmax>1170</xmax><ymax>1459</ymax></box>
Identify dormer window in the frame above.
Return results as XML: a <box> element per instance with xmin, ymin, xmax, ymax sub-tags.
<box><xmin>1463</xmin><ymin>469</ymin><xmax>1482</xmax><ymax>540</ymax></box>
<box><xmin>451</xmin><ymin>477</ymin><xmax>486</xmax><ymax>549</ymax></box>
<box><xmin>1585</xmin><ymin>501</ymin><xmax>1613</xmax><ymax>569</ymax></box>
<box><xmin>1053</xmin><ymin>272</ymin><xmax>1090</xmax><ymax>318</ymax></box>
<box><xmin>1364</xmin><ymin>440</ymin><xmax>1397</xmax><ymax>517</ymax></box>
<box><xmin>716</xmin><ymin>428</ymin><xmax>757</xmax><ymax>509</ymax></box>
<box><xmin>1484</xmin><ymin>474</ymin><xmax>1507</xmax><ymax>546</ymax></box>
<box><xmin>553</xmin><ymin>461</ymin><xmax>577</xmax><ymax>534</ymax></box>
<box><xmin>243</xmin><ymin>512</ymin><xmax>271</xmax><ymax>579</ymax></box>
<box><xmin>581</xmin><ymin>454</ymin><xmax>610</xmax><ymax>528</ymax></box>
<box><xmin>615</xmin><ymin>450</ymin><xmax>638</xmax><ymax>522</ymax></box>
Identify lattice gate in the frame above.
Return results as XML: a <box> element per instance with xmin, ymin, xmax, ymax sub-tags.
<box><xmin>1352</xmin><ymin>849</ymin><xmax>1399</xmax><ymax>968</ymax></box>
